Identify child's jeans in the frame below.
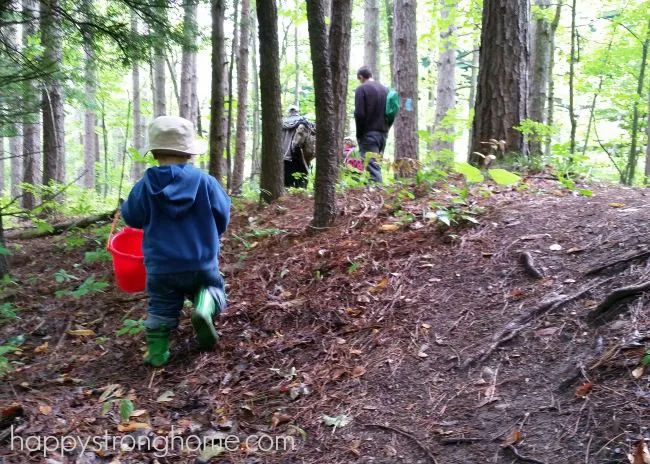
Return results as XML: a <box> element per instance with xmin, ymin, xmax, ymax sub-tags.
<box><xmin>145</xmin><ymin>268</ymin><xmax>226</xmax><ymax>330</ymax></box>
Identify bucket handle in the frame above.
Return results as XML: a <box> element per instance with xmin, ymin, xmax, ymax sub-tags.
<box><xmin>106</xmin><ymin>209</ymin><xmax>121</xmax><ymax>251</ymax></box>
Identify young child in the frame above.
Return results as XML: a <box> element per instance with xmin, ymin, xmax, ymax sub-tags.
<box><xmin>121</xmin><ymin>116</ymin><xmax>231</xmax><ymax>367</ymax></box>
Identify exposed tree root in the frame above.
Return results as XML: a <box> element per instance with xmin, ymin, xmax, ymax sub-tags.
<box><xmin>364</xmin><ymin>423</ymin><xmax>439</xmax><ymax>463</ymax></box>
<box><xmin>462</xmin><ymin>279</ymin><xmax>612</xmax><ymax>369</ymax></box>
<box><xmin>586</xmin><ymin>280</ymin><xmax>650</xmax><ymax>326</ymax></box>
<box><xmin>584</xmin><ymin>248</ymin><xmax>650</xmax><ymax>276</ymax></box>
<box><xmin>519</xmin><ymin>251</ymin><xmax>544</xmax><ymax>279</ymax></box>
<box><xmin>504</xmin><ymin>445</ymin><xmax>547</xmax><ymax>464</ymax></box>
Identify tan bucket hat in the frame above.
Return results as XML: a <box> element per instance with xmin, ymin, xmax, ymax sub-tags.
<box><xmin>146</xmin><ymin>116</ymin><xmax>207</xmax><ymax>156</ymax></box>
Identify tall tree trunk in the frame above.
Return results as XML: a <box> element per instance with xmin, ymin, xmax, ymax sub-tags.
<box><xmin>232</xmin><ymin>0</ymin><xmax>250</xmax><ymax>195</ymax></box>
<box><xmin>466</xmin><ymin>46</ymin><xmax>479</xmax><ymax>157</ymax></box>
<box><xmin>82</xmin><ymin>0</ymin><xmax>96</xmax><ymax>189</ymax></box>
<box><xmin>6</xmin><ymin>3</ymin><xmax>23</xmax><ymax>198</ymax></box>
<box><xmin>432</xmin><ymin>0</ymin><xmax>456</xmax><ymax>155</ymax></box>
<box><xmin>225</xmin><ymin>1</ymin><xmax>240</xmax><ymax>190</ymax></box>
<box><xmin>131</xmin><ymin>13</ymin><xmax>145</xmax><ymax>181</ymax></box>
<box><xmin>568</xmin><ymin>0</ymin><xmax>577</xmax><ymax>159</ymax></box>
<box><xmin>364</xmin><ymin>0</ymin><xmax>380</xmax><ymax>80</ymax></box>
<box><xmin>165</xmin><ymin>54</ymin><xmax>181</xmax><ymax>112</ymax></box>
<box><xmin>0</xmin><ymin>138</ymin><xmax>4</xmax><ymax>196</ymax></box>
<box><xmin>209</xmin><ymin>0</ymin><xmax>227</xmax><ymax>182</ymax></box>
<box><xmin>645</xmin><ymin>86</ymin><xmax>650</xmax><ymax>183</ymax></box>
<box><xmin>41</xmin><ymin>0</ymin><xmax>66</xmax><ymax>185</ymax></box>
<box><xmin>294</xmin><ymin>0</ymin><xmax>300</xmax><ymax>106</ymax></box>
<box><xmin>250</xmin><ymin>12</ymin><xmax>261</xmax><ymax>182</ymax></box>
<box><xmin>306</xmin><ymin>0</ymin><xmax>340</xmax><ymax>227</ymax></box>
<box><xmin>180</xmin><ymin>0</ymin><xmax>198</xmax><ymax>122</ymax></box>
<box><xmin>22</xmin><ymin>0</ymin><xmax>40</xmax><ymax>209</ymax></box>
<box><xmin>529</xmin><ymin>0</ymin><xmax>553</xmax><ymax>158</ymax></box>
<box><xmin>384</xmin><ymin>0</ymin><xmax>394</xmax><ymax>86</ymax></box>
<box><xmin>625</xmin><ymin>18</ymin><xmax>650</xmax><ymax>185</ymax></box>
<box><xmin>545</xmin><ymin>1</ymin><xmax>561</xmax><ymax>159</ymax></box>
<box><xmin>256</xmin><ymin>0</ymin><xmax>284</xmax><ymax>203</ymax></box>
<box><xmin>101</xmin><ymin>101</ymin><xmax>109</xmax><ymax>197</ymax></box>
<box><xmin>329</xmin><ymin>0</ymin><xmax>353</xmax><ymax>150</ymax></box>
<box><xmin>393</xmin><ymin>0</ymin><xmax>419</xmax><ymax>170</ymax></box>
<box><xmin>470</xmin><ymin>0</ymin><xmax>530</xmax><ymax>164</ymax></box>
<box><xmin>153</xmin><ymin>2</ymin><xmax>167</xmax><ymax>118</ymax></box>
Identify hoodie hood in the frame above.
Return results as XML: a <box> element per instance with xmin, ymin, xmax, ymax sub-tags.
<box><xmin>144</xmin><ymin>164</ymin><xmax>201</xmax><ymax>219</ymax></box>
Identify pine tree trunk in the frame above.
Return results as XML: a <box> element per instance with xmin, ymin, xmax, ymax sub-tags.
<box><xmin>466</xmin><ymin>46</ymin><xmax>479</xmax><ymax>158</ymax></box>
<box><xmin>232</xmin><ymin>0</ymin><xmax>250</xmax><ymax>195</ymax></box>
<box><xmin>470</xmin><ymin>0</ymin><xmax>530</xmax><ymax>164</ymax></box>
<box><xmin>0</xmin><ymin>138</ymin><xmax>4</xmax><ymax>196</ymax></box>
<box><xmin>545</xmin><ymin>1</ymin><xmax>561</xmax><ymax>160</ymax></box>
<box><xmin>131</xmin><ymin>14</ymin><xmax>145</xmax><ymax>180</ymax></box>
<box><xmin>330</xmin><ymin>0</ymin><xmax>353</xmax><ymax>151</ymax></box>
<box><xmin>306</xmin><ymin>0</ymin><xmax>339</xmax><ymax>227</ymax></box>
<box><xmin>384</xmin><ymin>0</ymin><xmax>394</xmax><ymax>86</ymax></box>
<box><xmin>528</xmin><ymin>0</ymin><xmax>552</xmax><ymax>158</ymax></box>
<box><xmin>250</xmin><ymin>13</ymin><xmax>261</xmax><ymax>182</ymax></box>
<box><xmin>41</xmin><ymin>0</ymin><xmax>66</xmax><ymax>185</ymax></box>
<box><xmin>568</xmin><ymin>0</ymin><xmax>578</xmax><ymax>160</ymax></box>
<box><xmin>22</xmin><ymin>0</ymin><xmax>40</xmax><ymax>209</ymax></box>
<box><xmin>645</xmin><ymin>87</ymin><xmax>650</xmax><ymax>182</ymax></box>
<box><xmin>153</xmin><ymin>0</ymin><xmax>167</xmax><ymax>120</ymax></box>
<box><xmin>364</xmin><ymin>0</ymin><xmax>380</xmax><ymax>80</ymax></box>
<box><xmin>180</xmin><ymin>0</ymin><xmax>198</xmax><ymax>122</ymax></box>
<box><xmin>225</xmin><ymin>1</ymin><xmax>240</xmax><ymax>190</ymax></box>
<box><xmin>432</xmin><ymin>0</ymin><xmax>456</xmax><ymax>155</ymax></box>
<box><xmin>0</xmin><ymin>213</ymin><xmax>9</xmax><ymax>278</ymax></box>
<box><xmin>625</xmin><ymin>18</ymin><xmax>650</xmax><ymax>185</ymax></box>
<box><xmin>6</xmin><ymin>5</ymin><xmax>23</xmax><ymax>198</ymax></box>
<box><xmin>82</xmin><ymin>0</ymin><xmax>96</xmax><ymax>189</ymax></box>
<box><xmin>393</xmin><ymin>0</ymin><xmax>419</xmax><ymax>170</ymax></box>
<box><xmin>209</xmin><ymin>0</ymin><xmax>227</xmax><ymax>182</ymax></box>
<box><xmin>256</xmin><ymin>0</ymin><xmax>284</xmax><ymax>203</ymax></box>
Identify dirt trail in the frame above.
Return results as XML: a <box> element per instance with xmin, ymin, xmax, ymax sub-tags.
<box><xmin>1</xmin><ymin>179</ymin><xmax>650</xmax><ymax>464</ymax></box>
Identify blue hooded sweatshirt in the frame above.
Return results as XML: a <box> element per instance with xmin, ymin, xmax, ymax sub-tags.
<box><xmin>121</xmin><ymin>163</ymin><xmax>231</xmax><ymax>275</ymax></box>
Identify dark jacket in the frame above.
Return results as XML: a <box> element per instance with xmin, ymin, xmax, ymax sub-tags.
<box><xmin>121</xmin><ymin>163</ymin><xmax>231</xmax><ymax>275</ymax></box>
<box><xmin>354</xmin><ymin>80</ymin><xmax>389</xmax><ymax>138</ymax></box>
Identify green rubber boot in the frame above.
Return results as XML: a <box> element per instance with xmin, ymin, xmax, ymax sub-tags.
<box><xmin>144</xmin><ymin>327</ymin><xmax>170</xmax><ymax>367</ymax></box>
<box><xmin>192</xmin><ymin>287</ymin><xmax>218</xmax><ymax>350</ymax></box>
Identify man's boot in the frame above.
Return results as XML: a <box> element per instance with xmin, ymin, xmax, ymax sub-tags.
<box><xmin>144</xmin><ymin>327</ymin><xmax>170</xmax><ymax>367</ymax></box>
<box><xmin>191</xmin><ymin>287</ymin><xmax>219</xmax><ymax>350</ymax></box>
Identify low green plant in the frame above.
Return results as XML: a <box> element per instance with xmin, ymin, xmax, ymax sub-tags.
<box><xmin>347</xmin><ymin>261</ymin><xmax>361</xmax><ymax>274</ymax></box>
<box><xmin>54</xmin><ymin>269</ymin><xmax>79</xmax><ymax>283</ymax></box>
<box><xmin>0</xmin><ymin>336</ymin><xmax>24</xmax><ymax>378</ymax></box>
<box><xmin>116</xmin><ymin>319</ymin><xmax>145</xmax><ymax>337</ymax></box>
<box><xmin>56</xmin><ymin>275</ymin><xmax>108</xmax><ymax>299</ymax></box>
<box><xmin>0</xmin><ymin>302</ymin><xmax>19</xmax><ymax>321</ymax></box>
<box><xmin>85</xmin><ymin>249</ymin><xmax>112</xmax><ymax>263</ymax></box>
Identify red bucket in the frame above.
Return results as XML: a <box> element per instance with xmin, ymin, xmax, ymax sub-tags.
<box><xmin>108</xmin><ymin>227</ymin><xmax>146</xmax><ymax>293</ymax></box>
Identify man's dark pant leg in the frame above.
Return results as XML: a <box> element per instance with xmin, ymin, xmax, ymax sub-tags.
<box><xmin>358</xmin><ymin>131</ymin><xmax>387</xmax><ymax>183</ymax></box>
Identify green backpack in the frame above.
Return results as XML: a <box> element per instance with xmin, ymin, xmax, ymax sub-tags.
<box><xmin>385</xmin><ymin>88</ymin><xmax>400</xmax><ymax>126</ymax></box>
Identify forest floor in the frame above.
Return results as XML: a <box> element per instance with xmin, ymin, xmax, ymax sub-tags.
<box><xmin>1</xmin><ymin>176</ymin><xmax>650</xmax><ymax>464</ymax></box>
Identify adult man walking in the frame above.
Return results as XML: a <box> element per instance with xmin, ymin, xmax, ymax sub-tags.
<box><xmin>353</xmin><ymin>66</ymin><xmax>389</xmax><ymax>183</ymax></box>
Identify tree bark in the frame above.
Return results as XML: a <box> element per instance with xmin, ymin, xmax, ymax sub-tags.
<box><xmin>330</xmin><ymin>0</ymin><xmax>353</xmax><ymax>152</ymax></box>
<box><xmin>625</xmin><ymin>18</ymin><xmax>650</xmax><ymax>185</ymax></box>
<box><xmin>470</xmin><ymin>0</ymin><xmax>530</xmax><ymax>164</ymax></box>
<box><xmin>180</xmin><ymin>0</ymin><xmax>198</xmax><ymax>122</ymax></box>
<box><xmin>41</xmin><ymin>0</ymin><xmax>66</xmax><ymax>185</ymax></box>
<box><xmin>0</xmin><ymin>138</ymin><xmax>4</xmax><ymax>195</ymax></box>
<box><xmin>432</xmin><ymin>0</ymin><xmax>456</xmax><ymax>155</ymax></box>
<box><xmin>568</xmin><ymin>0</ymin><xmax>577</xmax><ymax>159</ymax></box>
<box><xmin>383</xmin><ymin>0</ymin><xmax>394</xmax><ymax>86</ymax></box>
<box><xmin>294</xmin><ymin>0</ymin><xmax>300</xmax><ymax>106</ymax></box>
<box><xmin>6</xmin><ymin>4</ymin><xmax>23</xmax><ymax>198</ymax></box>
<box><xmin>256</xmin><ymin>0</ymin><xmax>284</xmax><ymax>203</ymax></box>
<box><xmin>364</xmin><ymin>0</ymin><xmax>380</xmax><ymax>80</ymax></box>
<box><xmin>645</xmin><ymin>86</ymin><xmax>650</xmax><ymax>183</ymax></box>
<box><xmin>131</xmin><ymin>13</ymin><xmax>145</xmax><ymax>181</ymax></box>
<box><xmin>393</xmin><ymin>0</ymin><xmax>419</xmax><ymax>169</ymax></box>
<box><xmin>545</xmin><ymin>1</ymin><xmax>561</xmax><ymax>160</ymax></box>
<box><xmin>466</xmin><ymin>46</ymin><xmax>479</xmax><ymax>157</ymax></box>
<box><xmin>153</xmin><ymin>2</ymin><xmax>167</xmax><ymax>118</ymax></box>
<box><xmin>250</xmin><ymin>12</ymin><xmax>261</xmax><ymax>182</ymax></box>
<box><xmin>529</xmin><ymin>0</ymin><xmax>553</xmax><ymax>158</ymax></box>
<box><xmin>232</xmin><ymin>0</ymin><xmax>250</xmax><ymax>195</ymax></box>
<box><xmin>209</xmin><ymin>0</ymin><xmax>227</xmax><ymax>183</ymax></box>
<box><xmin>225</xmin><ymin>0</ymin><xmax>240</xmax><ymax>190</ymax></box>
<box><xmin>22</xmin><ymin>0</ymin><xmax>40</xmax><ymax>209</ymax></box>
<box><xmin>306</xmin><ymin>0</ymin><xmax>339</xmax><ymax>227</ymax></box>
<box><xmin>82</xmin><ymin>0</ymin><xmax>96</xmax><ymax>189</ymax></box>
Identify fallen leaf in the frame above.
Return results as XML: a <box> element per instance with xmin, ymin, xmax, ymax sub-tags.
<box><xmin>520</xmin><ymin>233</ymin><xmax>551</xmax><ymax>241</ymax></box>
<box><xmin>38</xmin><ymin>404</ymin><xmax>52</xmax><ymax>415</ymax></box>
<box><xmin>34</xmin><ymin>342</ymin><xmax>49</xmax><ymax>353</ymax></box>
<box><xmin>575</xmin><ymin>382</ymin><xmax>594</xmax><ymax>398</ymax></box>
<box><xmin>349</xmin><ymin>349</ymin><xmax>362</xmax><ymax>355</ymax></box>
<box><xmin>345</xmin><ymin>307</ymin><xmax>363</xmax><ymax>317</ymax></box>
<box><xmin>417</xmin><ymin>351</ymin><xmax>429</xmax><ymax>358</ymax></box>
<box><xmin>632</xmin><ymin>366</ymin><xmax>645</xmax><ymax>379</ymax></box>
<box><xmin>67</xmin><ymin>329</ymin><xmax>96</xmax><ymax>337</ymax></box>
<box><xmin>117</xmin><ymin>422</ymin><xmax>151</xmax><ymax>432</ymax></box>
<box><xmin>379</xmin><ymin>224</ymin><xmax>400</xmax><ymax>232</ymax></box>
<box><xmin>421</xmin><ymin>323</ymin><xmax>431</xmax><ymax>329</ymax></box>
<box><xmin>549</xmin><ymin>244</ymin><xmax>563</xmax><ymax>251</ymax></box>
<box><xmin>508</xmin><ymin>288</ymin><xmax>525</xmax><ymax>300</ymax></box>
<box><xmin>500</xmin><ymin>430</ymin><xmax>522</xmax><ymax>448</ymax></box>
<box><xmin>271</xmin><ymin>412</ymin><xmax>292</xmax><ymax>428</ymax></box>
<box><xmin>357</xmin><ymin>294</ymin><xmax>371</xmax><ymax>303</ymax></box>
<box><xmin>200</xmin><ymin>445</ymin><xmax>225</xmax><ymax>461</ymax></box>
<box><xmin>567</xmin><ymin>247</ymin><xmax>585</xmax><ymax>254</ymax></box>
<box><xmin>99</xmin><ymin>384</ymin><xmax>122</xmax><ymax>402</ymax></box>
<box><xmin>130</xmin><ymin>409</ymin><xmax>147</xmax><ymax>418</ymax></box>
<box><xmin>369</xmin><ymin>278</ymin><xmax>389</xmax><ymax>293</ymax></box>
<box><xmin>330</xmin><ymin>368</ymin><xmax>346</xmax><ymax>380</ymax></box>
<box><xmin>535</xmin><ymin>327</ymin><xmax>559</xmax><ymax>338</ymax></box>
<box><xmin>609</xmin><ymin>202</ymin><xmax>626</xmax><ymax>208</ymax></box>
<box><xmin>351</xmin><ymin>366</ymin><xmax>366</xmax><ymax>378</ymax></box>
<box><xmin>156</xmin><ymin>390</ymin><xmax>175</xmax><ymax>403</ymax></box>
<box><xmin>323</xmin><ymin>414</ymin><xmax>352</xmax><ymax>428</ymax></box>
<box><xmin>630</xmin><ymin>441</ymin><xmax>650</xmax><ymax>464</ymax></box>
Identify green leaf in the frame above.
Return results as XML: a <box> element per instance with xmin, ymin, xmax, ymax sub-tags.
<box><xmin>84</xmin><ymin>249</ymin><xmax>112</xmax><ymax>263</ymax></box>
<box><xmin>119</xmin><ymin>399</ymin><xmax>134</xmax><ymax>422</ymax></box>
<box><xmin>322</xmin><ymin>413</ymin><xmax>352</xmax><ymax>429</ymax></box>
<box><xmin>0</xmin><ymin>246</ymin><xmax>12</xmax><ymax>256</ymax></box>
<box><xmin>34</xmin><ymin>219</ymin><xmax>54</xmax><ymax>234</ymax></box>
<box><xmin>642</xmin><ymin>351</ymin><xmax>650</xmax><ymax>367</ymax></box>
<box><xmin>488</xmin><ymin>169</ymin><xmax>521</xmax><ymax>186</ymax></box>
<box><xmin>454</xmin><ymin>162</ymin><xmax>484</xmax><ymax>183</ymax></box>
<box><xmin>578</xmin><ymin>189</ymin><xmax>593</xmax><ymax>197</ymax></box>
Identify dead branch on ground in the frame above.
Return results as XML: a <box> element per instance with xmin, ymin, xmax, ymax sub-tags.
<box><xmin>519</xmin><ymin>251</ymin><xmax>544</xmax><ymax>279</ymax></box>
<box><xmin>586</xmin><ymin>280</ymin><xmax>650</xmax><ymax>326</ymax></box>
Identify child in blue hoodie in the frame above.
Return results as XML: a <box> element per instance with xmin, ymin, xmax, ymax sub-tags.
<box><xmin>121</xmin><ymin>116</ymin><xmax>231</xmax><ymax>367</ymax></box>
